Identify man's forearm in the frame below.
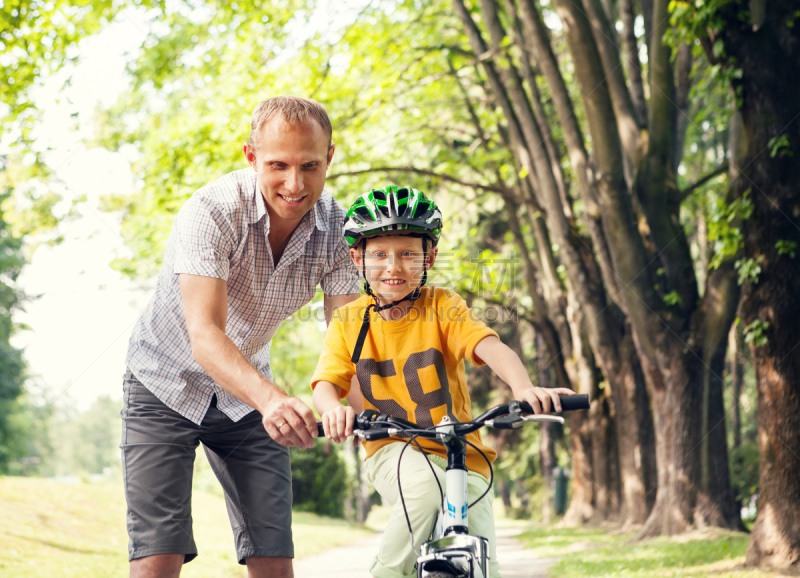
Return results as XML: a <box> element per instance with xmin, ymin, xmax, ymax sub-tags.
<box><xmin>190</xmin><ymin>323</ymin><xmax>285</xmax><ymax>412</ymax></box>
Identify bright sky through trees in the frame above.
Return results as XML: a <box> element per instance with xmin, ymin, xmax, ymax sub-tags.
<box><xmin>10</xmin><ymin>0</ymin><xmax>370</xmax><ymax>410</ymax></box>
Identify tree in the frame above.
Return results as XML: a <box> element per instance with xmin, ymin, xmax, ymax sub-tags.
<box><xmin>0</xmin><ymin>188</ymin><xmax>28</xmax><ymax>473</ymax></box>
<box><xmin>93</xmin><ymin>0</ymin><xmax>752</xmax><ymax>536</ymax></box>
<box><xmin>686</xmin><ymin>0</ymin><xmax>800</xmax><ymax>568</ymax></box>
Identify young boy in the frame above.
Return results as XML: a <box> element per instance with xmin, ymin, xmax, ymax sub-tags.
<box><xmin>311</xmin><ymin>186</ymin><xmax>574</xmax><ymax>578</ymax></box>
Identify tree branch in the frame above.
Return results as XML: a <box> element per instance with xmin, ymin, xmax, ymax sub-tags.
<box><xmin>619</xmin><ymin>0</ymin><xmax>647</xmax><ymax>126</ymax></box>
<box><xmin>582</xmin><ymin>0</ymin><xmax>642</xmax><ymax>178</ymax></box>
<box><xmin>679</xmin><ymin>161</ymin><xmax>729</xmax><ymax>202</ymax></box>
<box><xmin>327</xmin><ymin>166</ymin><xmax>511</xmax><ymax>196</ymax></box>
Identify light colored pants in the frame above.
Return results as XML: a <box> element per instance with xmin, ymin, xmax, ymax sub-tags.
<box><xmin>364</xmin><ymin>443</ymin><xmax>501</xmax><ymax>578</ymax></box>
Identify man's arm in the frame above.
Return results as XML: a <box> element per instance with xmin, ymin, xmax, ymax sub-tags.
<box><xmin>180</xmin><ymin>273</ymin><xmax>317</xmax><ymax>448</ymax></box>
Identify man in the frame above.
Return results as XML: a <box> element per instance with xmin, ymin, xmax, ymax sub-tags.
<box><xmin>121</xmin><ymin>96</ymin><xmax>360</xmax><ymax>578</ymax></box>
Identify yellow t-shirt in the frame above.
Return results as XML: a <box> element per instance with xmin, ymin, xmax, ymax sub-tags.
<box><xmin>311</xmin><ymin>286</ymin><xmax>498</xmax><ymax>478</ymax></box>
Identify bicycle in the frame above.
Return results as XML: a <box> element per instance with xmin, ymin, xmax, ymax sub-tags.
<box><xmin>316</xmin><ymin>393</ymin><xmax>590</xmax><ymax>578</ymax></box>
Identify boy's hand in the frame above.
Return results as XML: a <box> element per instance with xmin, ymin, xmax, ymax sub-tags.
<box><xmin>321</xmin><ymin>405</ymin><xmax>355</xmax><ymax>443</ymax></box>
<box><xmin>518</xmin><ymin>386</ymin><xmax>577</xmax><ymax>414</ymax></box>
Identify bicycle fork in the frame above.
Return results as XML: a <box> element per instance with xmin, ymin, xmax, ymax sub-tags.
<box><xmin>417</xmin><ymin>417</ymin><xmax>489</xmax><ymax>578</ymax></box>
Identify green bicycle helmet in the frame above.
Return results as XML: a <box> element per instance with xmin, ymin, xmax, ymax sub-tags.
<box><xmin>344</xmin><ymin>186</ymin><xmax>444</xmax><ymax>364</ymax></box>
<box><xmin>343</xmin><ymin>186</ymin><xmax>442</xmax><ymax>247</ymax></box>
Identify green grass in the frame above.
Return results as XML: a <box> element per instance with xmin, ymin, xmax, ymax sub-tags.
<box><xmin>517</xmin><ymin>526</ymin><xmax>783</xmax><ymax>577</ymax></box>
<box><xmin>0</xmin><ymin>476</ymin><xmax>372</xmax><ymax>577</ymax></box>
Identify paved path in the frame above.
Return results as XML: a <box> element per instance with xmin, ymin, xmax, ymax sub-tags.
<box><xmin>294</xmin><ymin>525</ymin><xmax>557</xmax><ymax>578</ymax></box>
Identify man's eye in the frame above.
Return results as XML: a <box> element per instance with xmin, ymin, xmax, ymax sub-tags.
<box><xmin>273</xmin><ymin>163</ymin><xmax>287</xmax><ymax>169</ymax></box>
<box><xmin>303</xmin><ymin>163</ymin><xmax>318</xmax><ymax>170</ymax></box>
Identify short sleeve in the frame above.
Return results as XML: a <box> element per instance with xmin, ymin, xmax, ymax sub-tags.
<box><xmin>320</xmin><ymin>234</ymin><xmax>361</xmax><ymax>296</ymax></box>
<box><xmin>173</xmin><ymin>194</ymin><xmax>236</xmax><ymax>280</ymax></box>
<box><xmin>441</xmin><ymin>292</ymin><xmax>499</xmax><ymax>366</ymax></box>
<box><xmin>311</xmin><ymin>316</ymin><xmax>356</xmax><ymax>398</ymax></box>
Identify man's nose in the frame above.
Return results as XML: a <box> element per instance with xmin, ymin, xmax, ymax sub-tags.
<box><xmin>284</xmin><ymin>168</ymin><xmax>302</xmax><ymax>193</ymax></box>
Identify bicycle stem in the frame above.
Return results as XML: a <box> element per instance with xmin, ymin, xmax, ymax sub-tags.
<box><xmin>437</xmin><ymin>417</ymin><xmax>470</xmax><ymax>537</ymax></box>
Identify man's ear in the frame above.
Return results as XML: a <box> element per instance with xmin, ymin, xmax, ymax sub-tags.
<box><xmin>326</xmin><ymin>143</ymin><xmax>336</xmax><ymax>166</ymax></box>
<box><xmin>243</xmin><ymin>142</ymin><xmax>257</xmax><ymax>169</ymax></box>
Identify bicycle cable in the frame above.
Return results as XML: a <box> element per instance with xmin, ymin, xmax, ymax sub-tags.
<box><xmin>368</xmin><ymin>413</ymin><xmax>515</xmax><ymax>553</ymax></box>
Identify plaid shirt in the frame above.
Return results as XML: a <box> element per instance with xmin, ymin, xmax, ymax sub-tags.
<box><xmin>125</xmin><ymin>168</ymin><xmax>360</xmax><ymax>424</ymax></box>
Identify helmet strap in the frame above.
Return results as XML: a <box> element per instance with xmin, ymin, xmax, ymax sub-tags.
<box><xmin>351</xmin><ymin>237</ymin><xmax>431</xmax><ymax>363</ymax></box>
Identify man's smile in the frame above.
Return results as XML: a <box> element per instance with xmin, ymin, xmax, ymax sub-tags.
<box><xmin>278</xmin><ymin>193</ymin><xmax>306</xmax><ymax>204</ymax></box>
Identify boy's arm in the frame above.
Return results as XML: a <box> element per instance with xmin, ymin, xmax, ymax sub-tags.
<box><xmin>313</xmin><ymin>381</ymin><xmax>355</xmax><ymax>443</ymax></box>
<box><xmin>473</xmin><ymin>336</ymin><xmax>575</xmax><ymax>413</ymax></box>
<box><xmin>345</xmin><ymin>376</ymin><xmax>363</xmax><ymax>413</ymax></box>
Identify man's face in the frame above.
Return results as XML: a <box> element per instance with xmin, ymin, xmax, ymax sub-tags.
<box><xmin>244</xmin><ymin>115</ymin><xmax>334</xmax><ymax>226</ymax></box>
<box><xmin>351</xmin><ymin>236</ymin><xmax>437</xmax><ymax>303</ymax></box>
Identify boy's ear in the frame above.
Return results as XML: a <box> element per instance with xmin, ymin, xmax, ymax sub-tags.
<box><xmin>427</xmin><ymin>246</ymin><xmax>438</xmax><ymax>269</ymax></box>
<box><xmin>350</xmin><ymin>246</ymin><xmax>362</xmax><ymax>269</ymax></box>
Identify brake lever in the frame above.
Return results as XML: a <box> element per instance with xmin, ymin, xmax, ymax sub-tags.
<box><xmin>484</xmin><ymin>400</ymin><xmax>567</xmax><ymax>429</ymax></box>
<box><xmin>485</xmin><ymin>400</ymin><xmax>525</xmax><ymax>429</ymax></box>
<box><xmin>521</xmin><ymin>414</ymin><xmax>565</xmax><ymax>425</ymax></box>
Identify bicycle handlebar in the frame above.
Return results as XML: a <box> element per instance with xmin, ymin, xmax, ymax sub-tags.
<box><xmin>314</xmin><ymin>394</ymin><xmax>589</xmax><ymax>438</ymax></box>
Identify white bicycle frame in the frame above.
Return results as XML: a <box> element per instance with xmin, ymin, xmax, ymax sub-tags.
<box><xmin>415</xmin><ymin>414</ymin><xmax>566</xmax><ymax>578</ymax></box>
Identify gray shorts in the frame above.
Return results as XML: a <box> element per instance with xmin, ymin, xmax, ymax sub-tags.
<box><xmin>120</xmin><ymin>369</ymin><xmax>293</xmax><ymax>564</ymax></box>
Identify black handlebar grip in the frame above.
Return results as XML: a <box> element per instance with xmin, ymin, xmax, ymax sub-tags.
<box><xmin>316</xmin><ymin>422</ymin><xmax>325</xmax><ymax>438</ymax></box>
<box><xmin>520</xmin><ymin>394</ymin><xmax>590</xmax><ymax>414</ymax></box>
<box><xmin>559</xmin><ymin>394</ymin><xmax>590</xmax><ymax>411</ymax></box>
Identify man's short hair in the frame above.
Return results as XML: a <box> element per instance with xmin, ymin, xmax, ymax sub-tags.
<box><xmin>249</xmin><ymin>95</ymin><xmax>333</xmax><ymax>150</ymax></box>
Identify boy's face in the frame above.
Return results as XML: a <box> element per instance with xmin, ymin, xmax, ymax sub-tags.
<box><xmin>350</xmin><ymin>235</ymin><xmax>437</xmax><ymax>302</ymax></box>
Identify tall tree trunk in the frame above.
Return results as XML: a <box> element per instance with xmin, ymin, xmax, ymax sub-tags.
<box><xmin>637</xmin><ymin>349</ymin><xmax>704</xmax><ymax>538</ymax></box>
<box><xmin>714</xmin><ymin>1</ymin><xmax>800</xmax><ymax>568</ymax></box>
<box><xmin>563</xmin><ymin>407</ymin><xmax>595</xmax><ymax>525</ymax></box>
<box><xmin>696</xmin><ymin>263</ymin><xmax>744</xmax><ymax>530</ymax></box>
<box><xmin>519</xmin><ymin>0</ymin><xmax>657</xmax><ymax>526</ymax></box>
<box><xmin>537</xmin><ymin>334</ymin><xmax>558</xmax><ymax>525</ymax></box>
<box><xmin>613</xmin><ymin>324</ymin><xmax>658</xmax><ymax>526</ymax></box>
<box><xmin>590</xmin><ymin>388</ymin><xmax>621</xmax><ymax>523</ymax></box>
<box><xmin>454</xmin><ymin>0</ymin><xmax>606</xmax><ymax>522</ymax></box>
<box><xmin>729</xmin><ymin>323</ymin><xmax>743</xmax><ymax>451</ymax></box>
<box><xmin>554</xmin><ymin>0</ymin><xmax>745</xmax><ymax>538</ymax></box>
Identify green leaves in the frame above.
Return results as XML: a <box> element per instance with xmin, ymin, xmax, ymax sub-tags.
<box><xmin>775</xmin><ymin>239</ymin><xmax>797</xmax><ymax>258</ymax></box>
<box><xmin>768</xmin><ymin>134</ymin><xmax>793</xmax><ymax>158</ymax></box>
<box><xmin>743</xmin><ymin>319</ymin><xmax>769</xmax><ymax>347</ymax></box>
<box><xmin>707</xmin><ymin>191</ymin><xmax>752</xmax><ymax>270</ymax></box>
<box><xmin>735</xmin><ymin>255</ymin><xmax>763</xmax><ymax>285</ymax></box>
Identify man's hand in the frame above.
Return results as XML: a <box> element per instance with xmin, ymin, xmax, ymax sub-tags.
<box><xmin>517</xmin><ymin>386</ymin><xmax>576</xmax><ymax>414</ymax></box>
<box><xmin>320</xmin><ymin>405</ymin><xmax>355</xmax><ymax>443</ymax></box>
<box><xmin>260</xmin><ymin>394</ymin><xmax>318</xmax><ymax>449</ymax></box>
